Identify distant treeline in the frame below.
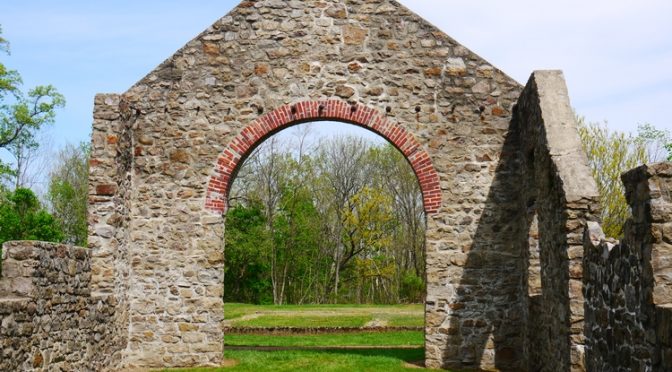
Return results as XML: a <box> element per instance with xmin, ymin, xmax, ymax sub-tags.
<box><xmin>225</xmin><ymin>132</ymin><xmax>426</xmax><ymax>305</ymax></box>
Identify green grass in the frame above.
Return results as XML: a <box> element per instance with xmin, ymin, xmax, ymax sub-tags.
<box><xmin>231</xmin><ymin>314</ymin><xmax>370</xmax><ymax>328</ymax></box>
<box><xmin>224</xmin><ymin>303</ymin><xmax>423</xmax><ymax>318</ymax></box>
<box><xmin>224</xmin><ymin>303</ymin><xmax>424</xmax><ymax>328</ymax></box>
<box><xmin>383</xmin><ymin>314</ymin><xmax>424</xmax><ymax>327</ymax></box>
<box><xmin>156</xmin><ymin>305</ymin><xmax>431</xmax><ymax>371</ymax></box>
<box><xmin>158</xmin><ymin>348</ymin><xmax>439</xmax><ymax>372</ymax></box>
<box><xmin>225</xmin><ymin>331</ymin><xmax>424</xmax><ymax>347</ymax></box>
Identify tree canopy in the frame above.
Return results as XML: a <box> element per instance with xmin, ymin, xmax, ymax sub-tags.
<box><xmin>0</xmin><ymin>187</ymin><xmax>63</xmax><ymax>245</ymax></box>
<box><xmin>0</xmin><ymin>25</ymin><xmax>65</xmax><ymax>186</ymax></box>
<box><xmin>225</xmin><ymin>133</ymin><xmax>426</xmax><ymax>305</ymax></box>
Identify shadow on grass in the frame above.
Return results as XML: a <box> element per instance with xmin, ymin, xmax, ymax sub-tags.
<box><xmin>158</xmin><ymin>347</ymin><xmax>460</xmax><ymax>372</ymax></box>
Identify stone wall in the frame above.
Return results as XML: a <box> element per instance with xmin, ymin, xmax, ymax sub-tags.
<box><xmin>584</xmin><ymin>162</ymin><xmax>672</xmax><ymax>371</ymax></box>
<box><xmin>514</xmin><ymin>70</ymin><xmax>600</xmax><ymax>371</ymax></box>
<box><xmin>89</xmin><ymin>92</ymin><xmax>132</xmax><ymax>365</ymax></box>
<box><xmin>91</xmin><ymin>0</ymin><xmax>527</xmax><ymax>369</ymax></box>
<box><xmin>0</xmin><ymin>241</ymin><xmax>120</xmax><ymax>371</ymax></box>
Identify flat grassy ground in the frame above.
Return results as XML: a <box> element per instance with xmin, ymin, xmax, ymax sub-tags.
<box><xmin>157</xmin><ymin>304</ymin><xmax>437</xmax><ymax>371</ymax></box>
<box><xmin>160</xmin><ymin>348</ymin><xmax>436</xmax><ymax>372</ymax></box>
<box><xmin>224</xmin><ymin>303</ymin><xmax>424</xmax><ymax>328</ymax></box>
<box><xmin>225</xmin><ymin>331</ymin><xmax>423</xmax><ymax>347</ymax></box>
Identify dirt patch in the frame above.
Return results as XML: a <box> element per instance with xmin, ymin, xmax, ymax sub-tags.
<box><xmin>221</xmin><ymin>359</ymin><xmax>239</xmax><ymax>368</ymax></box>
<box><xmin>364</xmin><ymin>319</ymin><xmax>388</xmax><ymax>327</ymax></box>
<box><xmin>403</xmin><ymin>360</ymin><xmax>425</xmax><ymax>369</ymax></box>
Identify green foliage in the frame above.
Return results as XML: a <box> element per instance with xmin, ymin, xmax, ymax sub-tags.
<box><xmin>636</xmin><ymin>123</ymin><xmax>671</xmax><ymax>162</ymax></box>
<box><xmin>47</xmin><ymin>142</ymin><xmax>90</xmax><ymax>246</ymax></box>
<box><xmin>224</xmin><ymin>204</ymin><xmax>273</xmax><ymax>304</ymax></box>
<box><xmin>0</xmin><ymin>26</ymin><xmax>65</xmax><ymax>184</ymax></box>
<box><xmin>399</xmin><ymin>273</ymin><xmax>424</xmax><ymax>304</ymax></box>
<box><xmin>0</xmin><ymin>187</ymin><xmax>63</xmax><ymax>245</ymax></box>
<box><xmin>577</xmin><ymin>118</ymin><xmax>647</xmax><ymax>238</ymax></box>
<box><xmin>226</xmin><ymin>135</ymin><xmax>426</xmax><ymax>305</ymax></box>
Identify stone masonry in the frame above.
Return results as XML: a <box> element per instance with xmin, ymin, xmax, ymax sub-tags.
<box><xmin>0</xmin><ymin>241</ymin><xmax>121</xmax><ymax>371</ymax></box>
<box><xmin>514</xmin><ymin>71</ymin><xmax>600</xmax><ymax>371</ymax></box>
<box><xmin>86</xmin><ymin>1</ymin><xmax>599</xmax><ymax>370</ymax></box>
<box><xmin>584</xmin><ymin>163</ymin><xmax>672</xmax><ymax>371</ymax></box>
<box><xmin>1</xmin><ymin>1</ymin><xmax>667</xmax><ymax>371</ymax></box>
<box><xmin>89</xmin><ymin>1</ymin><xmax>528</xmax><ymax>369</ymax></box>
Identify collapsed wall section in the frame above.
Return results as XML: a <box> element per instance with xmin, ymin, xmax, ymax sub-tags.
<box><xmin>0</xmin><ymin>241</ymin><xmax>120</xmax><ymax>371</ymax></box>
<box><xmin>584</xmin><ymin>162</ymin><xmax>672</xmax><ymax>371</ymax></box>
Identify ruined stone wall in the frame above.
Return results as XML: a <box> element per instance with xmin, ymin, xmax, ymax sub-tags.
<box><xmin>89</xmin><ymin>93</ymin><xmax>132</xmax><ymax>366</ymax></box>
<box><xmin>90</xmin><ymin>0</ymin><xmax>529</xmax><ymax>369</ymax></box>
<box><xmin>0</xmin><ymin>241</ymin><xmax>120</xmax><ymax>371</ymax></box>
<box><xmin>584</xmin><ymin>162</ymin><xmax>672</xmax><ymax>371</ymax></box>
<box><xmin>514</xmin><ymin>70</ymin><xmax>600</xmax><ymax>371</ymax></box>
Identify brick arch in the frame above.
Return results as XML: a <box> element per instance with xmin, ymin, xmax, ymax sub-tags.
<box><xmin>205</xmin><ymin>100</ymin><xmax>441</xmax><ymax>214</ymax></box>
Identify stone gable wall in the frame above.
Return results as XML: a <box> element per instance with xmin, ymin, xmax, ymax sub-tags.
<box><xmin>584</xmin><ymin>162</ymin><xmax>672</xmax><ymax>371</ymax></box>
<box><xmin>90</xmin><ymin>0</ymin><xmax>526</xmax><ymax>369</ymax></box>
<box><xmin>0</xmin><ymin>241</ymin><xmax>120</xmax><ymax>371</ymax></box>
<box><xmin>0</xmin><ymin>2</ymin><xmax>668</xmax><ymax>372</ymax></box>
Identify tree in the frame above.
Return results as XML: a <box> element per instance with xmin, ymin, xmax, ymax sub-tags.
<box><xmin>223</xmin><ymin>203</ymin><xmax>273</xmax><ymax>304</ymax></box>
<box><xmin>47</xmin><ymin>142</ymin><xmax>89</xmax><ymax>246</ymax></box>
<box><xmin>0</xmin><ymin>187</ymin><xmax>63</xmax><ymax>245</ymax></box>
<box><xmin>636</xmin><ymin>123</ymin><xmax>671</xmax><ymax>162</ymax></box>
<box><xmin>0</xmin><ymin>26</ymin><xmax>65</xmax><ymax>185</ymax></box>
<box><xmin>224</xmin><ymin>131</ymin><xmax>427</xmax><ymax>305</ymax></box>
<box><xmin>577</xmin><ymin>118</ymin><xmax>647</xmax><ymax>238</ymax></box>
<box><xmin>341</xmin><ymin>187</ymin><xmax>395</xmax><ymax>303</ymax></box>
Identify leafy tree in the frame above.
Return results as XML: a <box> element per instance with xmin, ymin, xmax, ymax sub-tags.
<box><xmin>0</xmin><ymin>187</ymin><xmax>63</xmax><ymax>245</ymax></box>
<box><xmin>340</xmin><ymin>187</ymin><xmax>395</xmax><ymax>303</ymax></box>
<box><xmin>400</xmin><ymin>272</ymin><xmax>424</xmax><ymax>303</ymax></box>
<box><xmin>273</xmin><ymin>181</ymin><xmax>322</xmax><ymax>304</ymax></box>
<box><xmin>224</xmin><ymin>203</ymin><xmax>273</xmax><ymax>304</ymax></box>
<box><xmin>47</xmin><ymin>142</ymin><xmax>89</xmax><ymax>246</ymax></box>
<box><xmin>0</xmin><ymin>25</ymin><xmax>65</xmax><ymax>185</ymax></box>
<box><xmin>577</xmin><ymin>118</ymin><xmax>647</xmax><ymax>238</ymax></box>
<box><xmin>225</xmin><ymin>131</ymin><xmax>427</xmax><ymax>305</ymax></box>
<box><xmin>636</xmin><ymin>123</ymin><xmax>671</xmax><ymax>162</ymax></box>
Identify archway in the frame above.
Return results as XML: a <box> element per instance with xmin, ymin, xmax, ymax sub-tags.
<box><xmin>87</xmin><ymin>1</ymin><xmax>531</xmax><ymax>368</ymax></box>
<box><xmin>208</xmin><ymin>99</ymin><xmax>441</xmax><ymax>366</ymax></box>
<box><xmin>205</xmin><ymin>100</ymin><xmax>441</xmax><ymax>216</ymax></box>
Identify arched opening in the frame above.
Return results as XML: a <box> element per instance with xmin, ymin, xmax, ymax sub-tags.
<box><xmin>206</xmin><ymin>100</ymin><xmax>441</xmax><ymax>216</ymax></box>
<box><xmin>208</xmin><ymin>101</ymin><xmax>441</xmax><ymax>368</ymax></box>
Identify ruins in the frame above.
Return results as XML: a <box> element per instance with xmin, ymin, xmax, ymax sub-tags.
<box><xmin>1</xmin><ymin>1</ymin><xmax>671</xmax><ymax>370</ymax></box>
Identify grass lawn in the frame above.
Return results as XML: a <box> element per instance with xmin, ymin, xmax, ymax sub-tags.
<box><xmin>225</xmin><ymin>331</ymin><xmax>424</xmax><ymax>347</ymax></box>
<box><xmin>224</xmin><ymin>303</ymin><xmax>423</xmax><ymax>328</ymax></box>
<box><xmin>231</xmin><ymin>314</ymin><xmax>370</xmax><ymax>328</ymax></box>
<box><xmin>156</xmin><ymin>304</ymin><xmax>433</xmax><ymax>371</ymax></box>
<box><xmin>158</xmin><ymin>348</ymin><xmax>440</xmax><ymax>372</ymax></box>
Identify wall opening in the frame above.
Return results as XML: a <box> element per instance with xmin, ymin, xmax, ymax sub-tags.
<box><xmin>219</xmin><ymin>118</ymin><xmax>430</xmax><ymax>365</ymax></box>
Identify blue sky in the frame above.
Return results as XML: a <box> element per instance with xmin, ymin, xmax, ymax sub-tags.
<box><xmin>1</xmin><ymin>0</ymin><xmax>671</xmax><ymax>152</ymax></box>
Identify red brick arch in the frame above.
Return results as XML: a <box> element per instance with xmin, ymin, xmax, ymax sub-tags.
<box><xmin>205</xmin><ymin>100</ymin><xmax>441</xmax><ymax>214</ymax></box>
